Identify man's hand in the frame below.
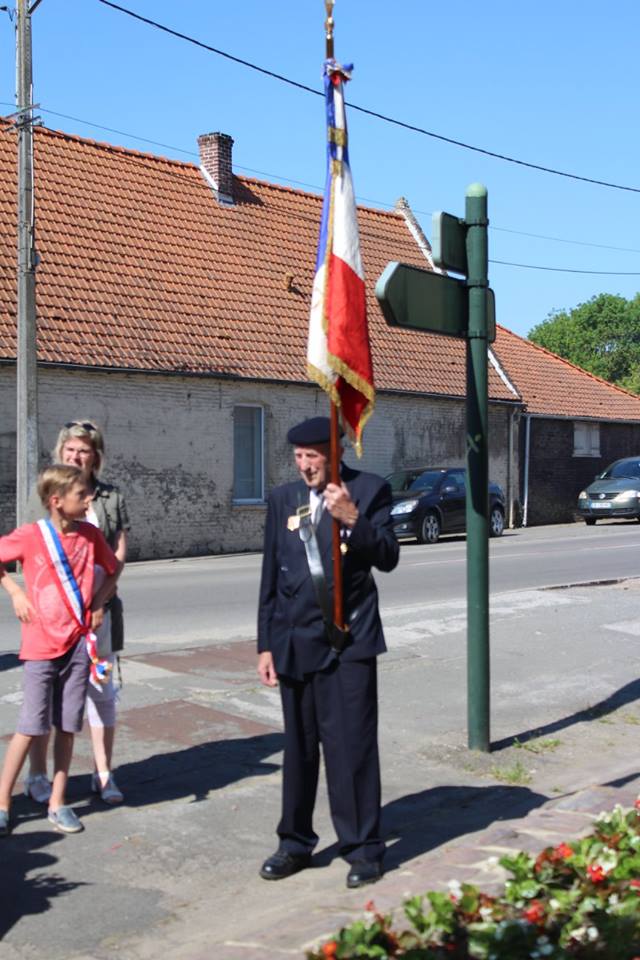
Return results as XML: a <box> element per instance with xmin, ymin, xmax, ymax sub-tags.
<box><xmin>258</xmin><ymin>651</ymin><xmax>278</xmax><ymax>687</ymax></box>
<box><xmin>10</xmin><ymin>588</ymin><xmax>36</xmax><ymax>624</ymax></box>
<box><xmin>90</xmin><ymin>607</ymin><xmax>105</xmax><ymax>631</ymax></box>
<box><xmin>324</xmin><ymin>482</ymin><xmax>359</xmax><ymax>529</ymax></box>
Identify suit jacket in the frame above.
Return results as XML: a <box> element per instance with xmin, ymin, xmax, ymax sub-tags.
<box><xmin>257</xmin><ymin>464</ymin><xmax>399</xmax><ymax>679</ymax></box>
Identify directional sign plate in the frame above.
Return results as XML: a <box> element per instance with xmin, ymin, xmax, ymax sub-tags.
<box><xmin>375</xmin><ymin>262</ymin><xmax>496</xmax><ymax>342</ymax></box>
<box><xmin>432</xmin><ymin>211</ymin><xmax>467</xmax><ymax>274</ymax></box>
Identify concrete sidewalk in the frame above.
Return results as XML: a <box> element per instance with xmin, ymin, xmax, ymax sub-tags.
<box><xmin>2</xmin><ymin>578</ymin><xmax>640</xmax><ymax>958</ymax></box>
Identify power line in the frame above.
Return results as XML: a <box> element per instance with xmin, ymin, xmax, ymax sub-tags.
<box><xmin>6</xmin><ymin>99</ymin><xmax>640</xmax><ymax>261</ymax></box>
<box><xmin>2</xmin><ymin>104</ymin><xmax>639</xmax><ymax>278</ymax></box>
<box><xmin>490</xmin><ymin>260</ymin><xmax>640</xmax><ymax>276</ymax></box>
<box><xmin>487</xmin><ymin>225</ymin><xmax>640</xmax><ymax>256</ymax></box>
<box><xmin>98</xmin><ymin>0</ymin><xmax>640</xmax><ymax>196</ymax></box>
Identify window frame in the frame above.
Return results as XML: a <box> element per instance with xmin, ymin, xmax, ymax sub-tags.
<box><xmin>573</xmin><ymin>420</ymin><xmax>600</xmax><ymax>458</ymax></box>
<box><xmin>232</xmin><ymin>404</ymin><xmax>265</xmax><ymax>503</ymax></box>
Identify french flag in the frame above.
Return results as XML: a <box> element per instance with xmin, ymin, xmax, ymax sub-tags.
<box><xmin>307</xmin><ymin>59</ymin><xmax>374</xmax><ymax>455</ymax></box>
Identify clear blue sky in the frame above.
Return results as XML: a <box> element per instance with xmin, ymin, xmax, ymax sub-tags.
<box><xmin>1</xmin><ymin>0</ymin><xmax>639</xmax><ymax>339</ymax></box>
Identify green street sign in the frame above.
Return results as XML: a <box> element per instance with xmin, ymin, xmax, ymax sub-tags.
<box><xmin>375</xmin><ymin>261</ymin><xmax>496</xmax><ymax>342</ymax></box>
<box><xmin>432</xmin><ymin>211</ymin><xmax>467</xmax><ymax>274</ymax></box>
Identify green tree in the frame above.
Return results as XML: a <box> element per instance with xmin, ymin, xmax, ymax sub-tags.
<box><xmin>528</xmin><ymin>292</ymin><xmax>640</xmax><ymax>394</ymax></box>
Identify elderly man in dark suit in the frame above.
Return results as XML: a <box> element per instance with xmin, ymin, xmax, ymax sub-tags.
<box><xmin>257</xmin><ymin>416</ymin><xmax>399</xmax><ymax>889</ymax></box>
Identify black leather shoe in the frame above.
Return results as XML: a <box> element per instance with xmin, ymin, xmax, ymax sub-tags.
<box><xmin>259</xmin><ymin>850</ymin><xmax>311</xmax><ymax>880</ymax></box>
<box><xmin>346</xmin><ymin>859</ymin><xmax>383</xmax><ymax>889</ymax></box>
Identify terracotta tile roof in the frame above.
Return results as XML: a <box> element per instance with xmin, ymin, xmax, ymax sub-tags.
<box><xmin>2</xmin><ymin>120</ymin><xmax>640</xmax><ymax>422</ymax></box>
<box><xmin>493</xmin><ymin>324</ymin><xmax>640</xmax><ymax>421</ymax></box>
<box><xmin>0</xmin><ymin>120</ymin><xmax>515</xmax><ymax>401</ymax></box>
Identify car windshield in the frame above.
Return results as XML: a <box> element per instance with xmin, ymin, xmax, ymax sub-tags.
<box><xmin>600</xmin><ymin>460</ymin><xmax>640</xmax><ymax>480</ymax></box>
<box><xmin>385</xmin><ymin>470</ymin><xmax>424</xmax><ymax>493</ymax></box>
<box><xmin>385</xmin><ymin>469</ymin><xmax>444</xmax><ymax>494</ymax></box>
<box><xmin>408</xmin><ymin>470</ymin><xmax>444</xmax><ymax>494</ymax></box>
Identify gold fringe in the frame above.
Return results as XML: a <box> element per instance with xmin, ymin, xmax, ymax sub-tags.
<box><xmin>309</xmin><ymin>124</ymin><xmax>375</xmax><ymax>459</ymax></box>
<box><xmin>328</xmin><ymin>126</ymin><xmax>347</xmax><ymax>147</ymax></box>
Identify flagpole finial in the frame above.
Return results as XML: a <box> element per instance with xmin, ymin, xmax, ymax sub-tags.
<box><xmin>325</xmin><ymin>0</ymin><xmax>334</xmax><ymax>59</ymax></box>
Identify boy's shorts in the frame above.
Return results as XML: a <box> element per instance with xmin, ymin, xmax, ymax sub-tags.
<box><xmin>17</xmin><ymin>639</ymin><xmax>89</xmax><ymax>735</ymax></box>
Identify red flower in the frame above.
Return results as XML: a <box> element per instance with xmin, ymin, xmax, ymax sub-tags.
<box><xmin>630</xmin><ymin>879</ymin><xmax>640</xmax><ymax>892</ymax></box>
<box><xmin>634</xmin><ymin>796</ymin><xmax>640</xmax><ymax>810</ymax></box>
<box><xmin>555</xmin><ymin>842</ymin><xmax>573</xmax><ymax>859</ymax></box>
<box><xmin>587</xmin><ymin>864</ymin><xmax>606</xmax><ymax>883</ymax></box>
<box><xmin>322</xmin><ymin>941</ymin><xmax>338</xmax><ymax>958</ymax></box>
<box><xmin>364</xmin><ymin>900</ymin><xmax>376</xmax><ymax>912</ymax></box>
<box><xmin>523</xmin><ymin>900</ymin><xmax>545</xmax><ymax>925</ymax></box>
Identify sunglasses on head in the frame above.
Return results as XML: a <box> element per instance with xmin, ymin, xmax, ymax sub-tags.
<box><xmin>65</xmin><ymin>421</ymin><xmax>96</xmax><ymax>432</ymax></box>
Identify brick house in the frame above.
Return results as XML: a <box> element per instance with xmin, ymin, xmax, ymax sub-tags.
<box><xmin>1</xmin><ymin>120</ymin><xmax>640</xmax><ymax>557</ymax></box>
<box><xmin>494</xmin><ymin>328</ymin><xmax>640</xmax><ymax>525</ymax></box>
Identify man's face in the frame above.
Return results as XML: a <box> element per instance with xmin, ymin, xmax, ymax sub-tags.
<box><xmin>294</xmin><ymin>443</ymin><xmax>330</xmax><ymax>491</ymax></box>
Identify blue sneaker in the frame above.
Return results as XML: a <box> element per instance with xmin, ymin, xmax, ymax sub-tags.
<box><xmin>0</xmin><ymin>809</ymin><xmax>9</xmax><ymax>836</ymax></box>
<box><xmin>48</xmin><ymin>805</ymin><xmax>83</xmax><ymax>834</ymax></box>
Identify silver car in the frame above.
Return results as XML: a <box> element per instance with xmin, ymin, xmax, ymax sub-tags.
<box><xmin>577</xmin><ymin>457</ymin><xmax>640</xmax><ymax>525</ymax></box>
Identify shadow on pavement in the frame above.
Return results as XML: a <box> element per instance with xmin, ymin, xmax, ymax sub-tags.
<box><xmin>0</xmin><ymin>828</ymin><xmax>87</xmax><ymax>940</ymax></box>
<box><xmin>314</xmin><ymin>783</ymin><xmax>548</xmax><ymax>871</ymax></box>
<box><xmin>383</xmin><ymin>783</ymin><xmax>548</xmax><ymax>870</ymax></box>
<box><xmin>0</xmin><ymin>652</ymin><xmax>19</xmax><ymax>673</ymax></box>
<box><xmin>491</xmin><ymin>678</ymin><xmax>640</xmax><ymax>752</ymax></box>
<box><xmin>605</xmin><ymin>770</ymin><xmax>640</xmax><ymax>790</ymax></box>
<box><xmin>68</xmin><ymin>731</ymin><xmax>284</xmax><ymax>814</ymax></box>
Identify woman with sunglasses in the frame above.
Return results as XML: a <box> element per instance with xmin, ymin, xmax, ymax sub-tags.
<box><xmin>25</xmin><ymin>420</ymin><xmax>130</xmax><ymax>804</ymax></box>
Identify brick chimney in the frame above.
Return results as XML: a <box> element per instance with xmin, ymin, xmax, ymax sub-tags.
<box><xmin>198</xmin><ymin>132</ymin><xmax>234</xmax><ymax>205</ymax></box>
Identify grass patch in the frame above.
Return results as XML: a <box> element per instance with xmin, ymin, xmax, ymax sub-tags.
<box><xmin>514</xmin><ymin>736</ymin><xmax>561</xmax><ymax>754</ymax></box>
<box><xmin>490</xmin><ymin>759</ymin><xmax>532</xmax><ymax>785</ymax></box>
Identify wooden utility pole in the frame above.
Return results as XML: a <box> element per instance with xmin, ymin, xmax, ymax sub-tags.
<box><xmin>15</xmin><ymin>0</ymin><xmax>39</xmax><ymax>524</ymax></box>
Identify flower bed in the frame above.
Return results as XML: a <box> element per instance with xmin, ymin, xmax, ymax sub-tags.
<box><xmin>306</xmin><ymin>803</ymin><xmax>640</xmax><ymax>959</ymax></box>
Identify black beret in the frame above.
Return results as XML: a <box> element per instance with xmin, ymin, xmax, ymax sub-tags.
<box><xmin>287</xmin><ymin>416</ymin><xmax>342</xmax><ymax>446</ymax></box>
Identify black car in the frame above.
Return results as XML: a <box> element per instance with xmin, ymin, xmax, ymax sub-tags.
<box><xmin>386</xmin><ymin>466</ymin><xmax>506</xmax><ymax>544</ymax></box>
<box><xmin>577</xmin><ymin>457</ymin><xmax>640</xmax><ymax>525</ymax></box>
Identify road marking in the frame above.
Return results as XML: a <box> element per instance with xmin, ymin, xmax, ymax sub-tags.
<box><xmin>602</xmin><ymin>620</ymin><xmax>640</xmax><ymax>637</ymax></box>
<box><xmin>223</xmin><ymin>692</ymin><xmax>283</xmax><ymax>726</ymax></box>
<box><xmin>382</xmin><ymin>588</ymin><xmax>588</xmax><ymax>648</ymax></box>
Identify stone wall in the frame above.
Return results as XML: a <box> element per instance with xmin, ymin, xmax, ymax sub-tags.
<box><xmin>0</xmin><ymin>366</ymin><xmax>514</xmax><ymax>559</ymax></box>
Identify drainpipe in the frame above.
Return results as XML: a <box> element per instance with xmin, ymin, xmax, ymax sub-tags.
<box><xmin>507</xmin><ymin>408</ymin><xmax>514</xmax><ymax>528</ymax></box>
<box><xmin>522</xmin><ymin>414</ymin><xmax>531</xmax><ymax>527</ymax></box>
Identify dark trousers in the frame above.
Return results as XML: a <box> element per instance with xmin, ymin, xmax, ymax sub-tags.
<box><xmin>277</xmin><ymin>657</ymin><xmax>384</xmax><ymax>864</ymax></box>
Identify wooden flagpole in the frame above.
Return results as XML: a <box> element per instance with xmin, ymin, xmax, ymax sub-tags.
<box><xmin>325</xmin><ymin>1</ymin><xmax>344</xmax><ymax>639</ymax></box>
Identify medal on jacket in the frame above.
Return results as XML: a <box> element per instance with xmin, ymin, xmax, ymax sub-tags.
<box><xmin>288</xmin><ymin>504</ymin><xmax>311</xmax><ymax>532</ymax></box>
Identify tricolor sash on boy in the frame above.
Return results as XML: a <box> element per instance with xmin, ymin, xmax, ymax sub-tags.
<box><xmin>36</xmin><ymin>518</ymin><xmax>111</xmax><ymax>689</ymax></box>
<box><xmin>307</xmin><ymin>58</ymin><xmax>374</xmax><ymax>456</ymax></box>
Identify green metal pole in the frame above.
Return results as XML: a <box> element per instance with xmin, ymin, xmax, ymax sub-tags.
<box><xmin>465</xmin><ymin>183</ymin><xmax>490</xmax><ymax>751</ymax></box>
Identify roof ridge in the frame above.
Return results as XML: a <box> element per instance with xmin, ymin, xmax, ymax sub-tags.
<box><xmin>0</xmin><ymin>116</ymin><xmax>408</xmax><ymax>222</ymax></box>
<box><xmin>497</xmin><ymin>323</ymin><xmax>640</xmax><ymax>400</ymax></box>
<box><xmin>0</xmin><ymin>115</ymin><xmax>199</xmax><ymax>172</ymax></box>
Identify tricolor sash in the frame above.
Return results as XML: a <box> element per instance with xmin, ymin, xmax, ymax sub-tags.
<box><xmin>36</xmin><ymin>519</ymin><xmax>111</xmax><ymax>689</ymax></box>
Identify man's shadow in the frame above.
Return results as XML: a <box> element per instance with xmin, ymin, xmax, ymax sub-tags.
<box><xmin>491</xmin><ymin>677</ymin><xmax>640</xmax><ymax>751</ymax></box>
<box><xmin>314</xmin><ymin>782</ymin><xmax>548</xmax><ymax>870</ymax></box>
<box><xmin>0</xmin><ymin>828</ymin><xmax>87</xmax><ymax>940</ymax></box>
<box><xmin>68</xmin><ymin>731</ymin><xmax>284</xmax><ymax>816</ymax></box>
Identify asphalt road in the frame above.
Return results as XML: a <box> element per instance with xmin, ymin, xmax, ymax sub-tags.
<box><xmin>2</xmin><ymin>518</ymin><xmax>639</xmax><ymax>653</ymax></box>
<box><xmin>3</xmin><ymin>520</ymin><xmax>640</xmax><ymax>958</ymax></box>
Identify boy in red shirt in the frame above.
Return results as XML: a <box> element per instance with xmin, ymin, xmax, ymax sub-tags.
<box><xmin>0</xmin><ymin>464</ymin><xmax>119</xmax><ymax>836</ymax></box>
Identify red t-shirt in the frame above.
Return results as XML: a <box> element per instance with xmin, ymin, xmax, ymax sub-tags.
<box><xmin>0</xmin><ymin>521</ymin><xmax>117</xmax><ymax>660</ymax></box>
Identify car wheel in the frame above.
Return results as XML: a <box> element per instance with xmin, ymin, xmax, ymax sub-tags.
<box><xmin>584</xmin><ymin>518</ymin><xmax>596</xmax><ymax>526</ymax></box>
<box><xmin>489</xmin><ymin>506</ymin><xmax>505</xmax><ymax>538</ymax></box>
<box><xmin>418</xmin><ymin>511</ymin><xmax>440</xmax><ymax>544</ymax></box>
